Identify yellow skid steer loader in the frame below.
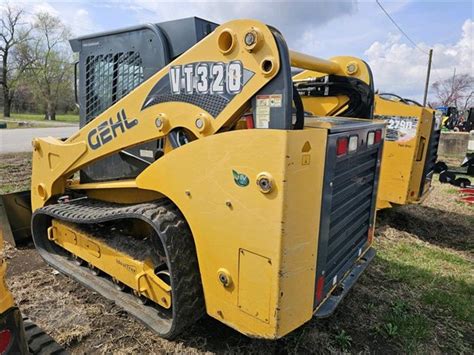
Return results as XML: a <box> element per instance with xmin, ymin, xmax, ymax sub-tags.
<box><xmin>2</xmin><ymin>18</ymin><xmax>385</xmax><ymax>339</ymax></box>
<box><xmin>373</xmin><ymin>93</ymin><xmax>441</xmax><ymax>209</ymax></box>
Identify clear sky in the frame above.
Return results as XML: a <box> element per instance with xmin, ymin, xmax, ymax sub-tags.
<box><xmin>4</xmin><ymin>0</ymin><xmax>473</xmax><ymax>103</ymax></box>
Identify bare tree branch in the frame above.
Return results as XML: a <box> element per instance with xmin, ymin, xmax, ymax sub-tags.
<box><xmin>431</xmin><ymin>72</ymin><xmax>473</xmax><ymax>110</ymax></box>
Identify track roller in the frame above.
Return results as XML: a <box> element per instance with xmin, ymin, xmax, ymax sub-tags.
<box><xmin>72</xmin><ymin>254</ymin><xmax>84</xmax><ymax>266</ymax></box>
<box><xmin>112</xmin><ymin>277</ymin><xmax>126</xmax><ymax>291</ymax></box>
<box><xmin>87</xmin><ymin>262</ymin><xmax>100</xmax><ymax>276</ymax></box>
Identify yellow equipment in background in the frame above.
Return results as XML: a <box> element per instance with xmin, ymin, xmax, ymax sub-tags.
<box><xmin>0</xmin><ymin>232</ymin><xmax>28</xmax><ymax>354</ymax></box>
<box><xmin>0</xmin><ymin>232</ymin><xmax>27</xmax><ymax>354</ymax></box>
<box><xmin>21</xmin><ymin>19</ymin><xmax>386</xmax><ymax>340</ymax></box>
<box><xmin>0</xmin><ymin>232</ymin><xmax>64</xmax><ymax>354</ymax></box>
<box><xmin>293</xmin><ymin>69</ymin><xmax>441</xmax><ymax>209</ymax></box>
<box><xmin>373</xmin><ymin>94</ymin><xmax>441</xmax><ymax>209</ymax></box>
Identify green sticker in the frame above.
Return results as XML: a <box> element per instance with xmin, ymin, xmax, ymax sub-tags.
<box><xmin>232</xmin><ymin>170</ymin><xmax>249</xmax><ymax>187</ymax></box>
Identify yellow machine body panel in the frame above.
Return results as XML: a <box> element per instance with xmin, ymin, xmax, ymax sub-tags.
<box><xmin>0</xmin><ymin>229</ymin><xmax>29</xmax><ymax>354</ymax></box>
<box><xmin>373</xmin><ymin>95</ymin><xmax>438</xmax><ymax>208</ymax></box>
<box><xmin>137</xmin><ymin>128</ymin><xmax>327</xmax><ymax>337</ymax></box>
<box><xmin>0</xmin><ymin>231</ymin><xmax>15</xmax><ymax>314</ymax></box>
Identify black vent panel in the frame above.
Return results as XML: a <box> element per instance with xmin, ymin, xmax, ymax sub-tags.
<box><xmin>314</xmin><ymin>129</ymin><xmax>382</xmax><ymax>309</ymax></box>
<box><xmin>324</xmin><ymin>149</ymin><xmax>378</xmax><ymax>294</ymax></box>
<box><xmin>419</xmin><ymin>125</ymin><xmax>441</xmax><ymax>196</ymax></box>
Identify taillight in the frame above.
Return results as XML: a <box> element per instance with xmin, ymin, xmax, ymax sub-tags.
<box><xmin>348</xmin><ymin>135</ymin><xmax>358</xmax><ymax>152</ymax></box>
<box><xmin>374</xmin><ymin>129</ymin><xmax>382</xmax><ymax>143</ymax></box>
<box><xmin>367</xmin><ymin>226</ymin><xmax>374</xmax><ymax>245</ymax></box>
<box><xmin>367</xmin><ymin>131</ymin><xmax>375</xmax><ymax>146</ymax></box>
<box><xmin>315</xmin><ymin>275</ymin><xmax>325</xmax><ymax>303</ymax></box>
<box><xmin>336</xmin><ymin>137</ymin><xmax>348</xmax><ymax>156</ymax></box>
<box><xmin>0</xmin><ymin>329</ymin><xmax>12</xmax><ymax>353</ymax></box>
<box><xmin>244</xmin><ymin>114</ymin><xmax>254</xmax><ymax>129</ymax></box>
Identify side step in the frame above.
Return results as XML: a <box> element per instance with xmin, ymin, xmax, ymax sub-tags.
<box><xmin>315</xmin><ymin>248</ymin><xmax>376</xmax><ymax>318</ymax></box>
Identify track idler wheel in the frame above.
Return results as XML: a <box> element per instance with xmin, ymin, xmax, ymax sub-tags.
<box><xmin>87</xmin><ymin>262</ymin><xmax>100</xmax><ymax>276</ymax></box>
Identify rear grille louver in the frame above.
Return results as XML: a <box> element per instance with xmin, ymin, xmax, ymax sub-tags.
<box><xmin>314</xmin><ymin>130</ymin><xmax>382</xmax><ymax>309</ymax></box>
<box><xmin>323</xmin><ymin>149</ymin><xmax>378</xmax><ymax>294</ymax></box>
<box><xmin>420</xmin><ymin>127</ymin><xmax>441</xmax><ymax>194</ymax></box>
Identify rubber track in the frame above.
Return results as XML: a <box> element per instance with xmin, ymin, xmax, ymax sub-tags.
<box><xmin>23</xmin><ymin>317</ymin><xmax>66</xmax><ymax>355</ymax></box>
<box><xmin>32</xmin><ymin>199</ymin><xmax>205</xmax><ymax>339</ymax></box>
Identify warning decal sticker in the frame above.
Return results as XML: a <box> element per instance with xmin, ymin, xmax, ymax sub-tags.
<box><xmin>255</xmin><ymin>94</ymin><xmax>282</xmax><ymax>128</ymax></box>
<box><xmin>376</xmin><ymin>115</ymin><xmax>418</xmax><ymax>142</ymax></box>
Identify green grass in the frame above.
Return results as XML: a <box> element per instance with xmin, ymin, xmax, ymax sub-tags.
<box><xmin>375</xmin><ymin>236</ymin><xmax>474</xmax><ymax>352</ymax></box>
<box><xmin>446</xmin><ymin>188</ymin><xmax>458</xmax><ymax>194</ymax></box>
<box><xmin>334</xmin><ymin>330</ymin><xmax>352</xmax><ymax>351</ymax></box>
<box><xmin>422</xmin><ymin>285</ymin><xmax>473</xmax><ymax>322</ymax></box>
<box><xmin>3</xmin><ymin>122</ymin><xmax>21</xmax><ymax>129</ymax></box>
<box><xmin>0</xmin><ymin>184</ymin><xmax>19</xmax><ymax>193</ymax></box>
<box><xmin>377</xmin><ymin>299</ymin><xmax>431</xmax><ymax>350</ymax></box>
<box><xmin>1</xmin><ymin>112</ymin><xmax>79</xmax><ymax>123</ymax></box>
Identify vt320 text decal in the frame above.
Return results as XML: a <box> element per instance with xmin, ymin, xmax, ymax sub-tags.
<box><xmin>169</xmin><ymin>61</ymin><xmax>243</xmax><ymax>95</ymax></box>
<box><xmin>88</xmin><ymin>109</ymin><xmax>138</xmax><ymax>150</ymax></box>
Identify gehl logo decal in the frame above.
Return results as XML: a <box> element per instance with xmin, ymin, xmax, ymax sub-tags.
<box><xmin>87</xmin><ymin>109</ymin><xmax>138</xmax><ymax>150</ymax></box>
<box><xmin>170</xmin><ymin>61</ymin><xmax>243</xmax><ymax>95</ymax></box>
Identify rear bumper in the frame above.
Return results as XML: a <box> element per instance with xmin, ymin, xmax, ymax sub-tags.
<box><xmin>0</xmin><ymin>307</ymin><xmax>28</xmax><ymax>355</ymax></box>
<box><xmin>315</xmin><ymin>248</ymin><xmax>376</xmax><ymax>318</ymax></box>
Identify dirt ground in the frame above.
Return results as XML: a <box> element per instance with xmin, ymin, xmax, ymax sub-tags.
<box><xmin>1</xmin><ymin>152</ymin><xmax>473</xmax><ymax>354</ymax></box>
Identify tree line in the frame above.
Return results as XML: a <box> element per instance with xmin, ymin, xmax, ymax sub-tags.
<box><xmin>1</xmin><ymin>3</ymin><xmax>75</xmax><ymax>120</ymax></box>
